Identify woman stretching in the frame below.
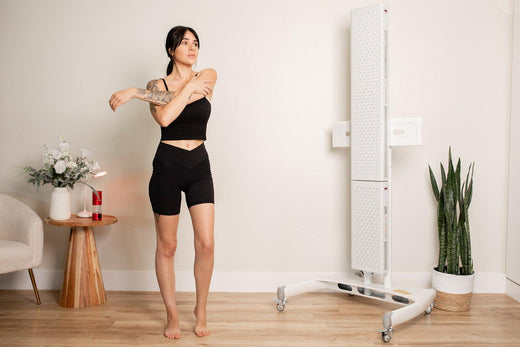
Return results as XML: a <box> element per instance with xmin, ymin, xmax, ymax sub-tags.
<box><xmin>109</xmin><ymin>25</ymin><xmax>217</xmax><ymax>339</ymax></box>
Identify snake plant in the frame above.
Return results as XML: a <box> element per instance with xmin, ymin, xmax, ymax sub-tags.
<box><xmin>428</xmin><ymin>147</ymin><xmax>474</xmax><ymax>275</ymax></box>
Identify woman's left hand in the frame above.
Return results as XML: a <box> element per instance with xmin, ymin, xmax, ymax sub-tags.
<box><xmin>109</xmin><ymin>88</ymin><xmax>137</xmax><ymax>111</ymax></box>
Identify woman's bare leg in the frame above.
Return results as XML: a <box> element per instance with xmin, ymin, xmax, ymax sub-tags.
<box><xmin>188</xmin><ymin>203</ymin><xmax>215</xmax><ymax>337</ymax></box>
<box><xmin>154</xmin><ymin>213</ymin><xmax>181</xmax><ymax>339</ymax></box>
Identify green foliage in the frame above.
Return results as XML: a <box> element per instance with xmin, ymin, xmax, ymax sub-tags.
<box><xmin>428</xmin><ymin>147</ymin><xmax>474</xmax><ymax>275</ymax></box>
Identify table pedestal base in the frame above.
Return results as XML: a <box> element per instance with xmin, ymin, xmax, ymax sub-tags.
<box><xmin>60</xmin><ymin>226</ymin><xmax>106</xmax><ymax>308</ymax></box>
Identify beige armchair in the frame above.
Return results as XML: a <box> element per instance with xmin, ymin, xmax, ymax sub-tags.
<box><xmin>0</xmin><ymin>194</ymin><xmax>43</xmax><ymax>304</ymax></box>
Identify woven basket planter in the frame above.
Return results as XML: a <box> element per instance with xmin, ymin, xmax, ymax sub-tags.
<box><xmin>431</xmin><ymin>267</ymin><xmax>475</xmax><ymax>312</ymax></box>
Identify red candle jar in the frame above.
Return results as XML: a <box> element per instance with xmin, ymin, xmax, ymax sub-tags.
<box><xmin>92</xmin><ymin>190</ymin><xmax>102</xmax><ymax>220</ymax></box>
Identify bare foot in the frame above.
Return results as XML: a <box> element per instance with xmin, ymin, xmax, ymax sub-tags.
<box><xmin>164</xmin><ymin>314</ymin><xmax>181</xmax><ymax>339</ymax></box>
<box><xmin>193</xmin><ymin>306</ymin><xmax>210</xmax><ymax>337</ymax></box>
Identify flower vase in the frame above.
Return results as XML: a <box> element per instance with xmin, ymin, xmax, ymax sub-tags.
<box><xmin>49</xmin><ymin>187</ymin><xmax>71</xmax><ymax>220</ymax></box>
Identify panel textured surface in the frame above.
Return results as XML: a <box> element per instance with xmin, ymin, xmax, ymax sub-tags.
<box><xmin>351</xmin><ymin>181</ymin><xmax>386</xmax><ymax>273</ymax></box>
<box><xmin>351</xmin><ymin>4</ymin><xmax>385</xmax><ymax>181</ymax></box>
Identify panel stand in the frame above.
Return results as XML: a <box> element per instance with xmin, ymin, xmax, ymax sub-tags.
<box><xmin>276</xmin><ymin>277</ymin><xmax>435</xmax><ymax>343</ymax></box>
<box><xmin>275</xmin><ymin>4</ymin><xmax>434</xmax><ymax>343</ymax></box>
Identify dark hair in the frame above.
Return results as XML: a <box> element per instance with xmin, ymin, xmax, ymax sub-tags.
<box><xmin>165</xmin><ymin>26</ymin><xmax>200</xmax><ymax>75</ymax></box>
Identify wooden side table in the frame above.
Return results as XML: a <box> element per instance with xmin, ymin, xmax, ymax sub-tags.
<box><xmin>45</xmin><ymin>214</ymin><xmax>117</xmax><ymax>308</ymax></box>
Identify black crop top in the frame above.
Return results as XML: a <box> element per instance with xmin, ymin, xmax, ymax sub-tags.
<box><xmin>160</xmin><ymin>78</ymin><xmax>211</xmax><ymax>141</ymax></box>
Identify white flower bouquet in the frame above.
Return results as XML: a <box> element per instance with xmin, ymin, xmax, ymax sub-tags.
<box><xmin>23</xmin><ymin>136</ymin><xmax>101</xmax><ymax>190</ymax></box>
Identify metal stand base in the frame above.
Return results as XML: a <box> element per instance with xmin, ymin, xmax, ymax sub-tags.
<box><xmin>275</xmin><ymin>277</ymin><xmax>435</xmax><ymax>343</ymax></box>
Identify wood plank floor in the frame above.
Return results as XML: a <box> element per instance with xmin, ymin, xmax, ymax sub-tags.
<box><xmin>0</xmin><ymin>290</ymin><xmax>519</xmax><ymax>346</ymax></box>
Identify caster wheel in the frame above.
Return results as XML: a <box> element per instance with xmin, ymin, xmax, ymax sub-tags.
<box><xmin>382</xmin><ymin>332</ymin><xmax>391</xmax><ymax>343</ymax></box>
<box><xmin>275</xmin><ymin>297</ymin><xmax>287</xmax><ymax>311</ymax></box>
<box><xmin>425</xmin><ymin>303</ymin><xmax>433</xmax><ymax>314</ymax></box>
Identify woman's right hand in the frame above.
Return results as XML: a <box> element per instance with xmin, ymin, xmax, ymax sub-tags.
<box><xmin>186</xmin><ymin>74</ymin><xmax>213</xmax><ymax>97</ymax></box>
<box><xmin>109</xmin><ymin>88</ymin><xmax>137</xmax><ymax>111</ymax></box>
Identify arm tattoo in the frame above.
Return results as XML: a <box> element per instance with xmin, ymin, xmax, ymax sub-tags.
<box><xmin>141</xmin><ymin>80</ymin><xmax>175</xmax><ymax>108</ymax></box>
<box><xmin>145</xmin><ymin>80</ymin><xmax>157</xmax><ymax>114</ymax></box>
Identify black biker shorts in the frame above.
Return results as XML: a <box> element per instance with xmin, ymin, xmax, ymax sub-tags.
<box><xmin>148</xmin><ymin>142</ymin><xmax>214</xmax><ymax>215</ymax></box>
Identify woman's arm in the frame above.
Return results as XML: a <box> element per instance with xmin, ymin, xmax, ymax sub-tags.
<box><xmin>109</xmin><ymin>87</ymin><xmax>174</xmax><ymax>110</ymax></box>
<box><xmin>109</xmin><ymin>69</ymin><xmax>216</xmax><ymax>127</ymax></box>
<box><xmin>146</xmin><ymin>79</ymin><xmax>196</xmax><ymax>127</ymax></box>
<box><xmin>136</xmin><ymin>87</ymin><xmax>175</xmax><ymax>106</ymax></box>
<box><xmin>109</xmin><ymin>77</ymin><xmax>208</xmax><ymax>111</ymax></box>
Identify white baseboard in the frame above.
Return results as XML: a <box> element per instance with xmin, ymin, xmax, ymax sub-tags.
<box><xmin>506</xmin><ymin>278</ymin><xmax>520</xmax><ymax>302</ymax></box>
<box><xmin>0</xmin><ymin>270</ymin><xmax>506</xmax><ymax>293</ymax></box>
<box><xmin>474</xmin><ymin>272</ymin><xmax>506</xmax><ymax>293</ymax></box>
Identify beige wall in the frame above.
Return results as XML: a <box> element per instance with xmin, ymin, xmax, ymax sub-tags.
<box><xmin>0</xmin><ymin>0</ymin><xmax>514</xmax><ymax>290</ymax></box>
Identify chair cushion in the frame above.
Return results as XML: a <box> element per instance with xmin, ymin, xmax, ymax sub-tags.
<box><xmin>0</xmin><ymin>240</ymin><xmax>33</xmax><ymax>274</ymax></box>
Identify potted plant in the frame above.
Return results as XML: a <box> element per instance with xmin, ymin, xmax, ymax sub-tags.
<box><xmin>428</xmin><ymin>147</ymin><xmax>475</xmax><ymax>311</ymax></box>
<box><xmin>22</xmin><ymin>136</ymin><xmax>101</xmax><ymax>220</ymax></box>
